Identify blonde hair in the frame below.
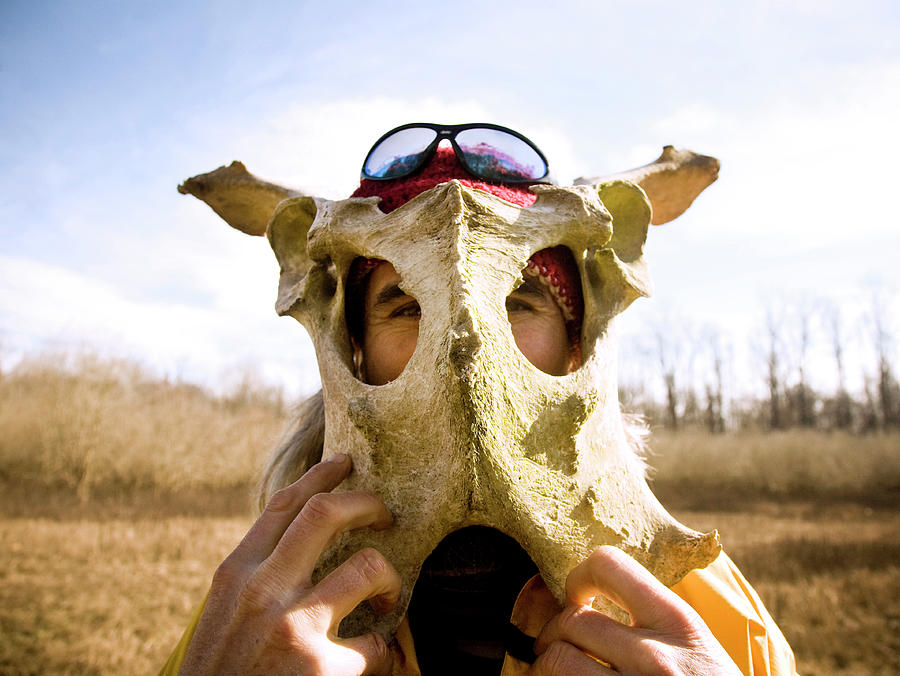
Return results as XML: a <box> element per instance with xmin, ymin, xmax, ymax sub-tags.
<box><xmin>256</xmin><ymin>389</ymin><xmax>325</xmax><ymax>511</ymax></box>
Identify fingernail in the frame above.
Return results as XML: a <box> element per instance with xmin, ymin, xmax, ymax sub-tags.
<box><xmin>325</xmin><ymin>453</ymin><xmax>349</xmax><ymax>464</ymax></box>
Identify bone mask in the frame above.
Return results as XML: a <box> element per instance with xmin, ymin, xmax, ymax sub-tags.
<box><xmin>179</xmin><ymin>146</ymin><xmax>722</xmax><ymax>640</ymax></box>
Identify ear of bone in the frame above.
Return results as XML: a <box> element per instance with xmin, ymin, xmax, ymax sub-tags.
<box><xmin>574</xmin><ymin>146</ymin><xmax>720</xmax><ymax>225</ymax></box>
<box><xmin>177</xmin><ymin>160</ymin><xmax>305</xmax><ymax>236</ymax></box>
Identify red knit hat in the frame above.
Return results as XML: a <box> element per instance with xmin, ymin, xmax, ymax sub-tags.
<box><xmin>349</xmin><ymin>146</ymin><xmax>583</xmax><ymax>366</ymax></box>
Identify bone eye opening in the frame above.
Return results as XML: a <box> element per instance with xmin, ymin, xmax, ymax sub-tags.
<box><xmin>344</xmin><ymin>248</ymin><xmax>585</xmax><ymax>384</ymax></box>
<box><xmin>345</xmin><ymin>258</ymin><xmax>421</xmax><ymax>386</ymax></box>
<box><xmin>508</xmin><ymin>245</ymin><xmax>584</xmax><ymax>376</ymax></box>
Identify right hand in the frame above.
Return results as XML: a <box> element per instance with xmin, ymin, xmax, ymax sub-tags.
<box><xmin>177</xmin><ymin>454</ymin><xmax>400</xmax><ymax>676</ymax></box>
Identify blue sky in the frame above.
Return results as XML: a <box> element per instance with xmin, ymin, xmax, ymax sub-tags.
<box><xmin>1</xmin><ymin>1</ymin><xmax>898</xmax><ymax>399</ymax></box>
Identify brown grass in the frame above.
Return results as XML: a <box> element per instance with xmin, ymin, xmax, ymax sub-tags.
<box><xmin>0</xmin><ymin>512</ymin><xmax>252</xmax><ymax>675</ymax></box>
<box><xmin>1</xmin><ymin>355</ymin><xmax>898</xmax><ymax>674</ymax></box>
<box><xmin>648</xmin><ymin>427</ymin><xmax>900</xmax><ymax>508</ymax></box>
<box><xmin>0</xmin><ymin>353</ymin><xmax>284</xmax><ymax>500</ymax></box>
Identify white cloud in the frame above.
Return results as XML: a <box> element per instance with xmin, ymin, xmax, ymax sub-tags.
<box><xmin>0</xmin><ymin>252</ymin><xmax>319</xmax><ymax>398</ymax></box>
<box><xmin>649</xmin><ymin>60</ymin><xmax>900</xmax><ymax>249</ymax></box>
<box><xmin>613</xmin><ymin>60</ymin><xmax>900</xmax><ymax>395</ymax></box>
<box><xmin>226</xmin><ymin>97</ymin><xmax>498</xmax><ymax>198</ymax></box>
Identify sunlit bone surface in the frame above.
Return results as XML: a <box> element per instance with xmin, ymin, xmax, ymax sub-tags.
<box><xmin>179</xmin><ymin>148</ymin><xmax>722</xmax><ymax>640</ymax></box>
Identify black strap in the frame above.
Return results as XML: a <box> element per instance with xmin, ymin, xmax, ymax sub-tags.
<box><xmin>503</xmin><ymin>622</ymin><xmax>537</xmax><ymax>664</ymax></box>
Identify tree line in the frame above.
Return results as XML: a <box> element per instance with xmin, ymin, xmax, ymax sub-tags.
<box><xmin>618</xmin><ymin>289</ymin><xmax>900</xmax><ymax>433</ymax></box>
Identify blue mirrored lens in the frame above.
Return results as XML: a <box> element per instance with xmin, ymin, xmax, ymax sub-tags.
<box><xmin>455</xmin><ymin>128</ymin><xmax>546</xmax><ymax>181</ymax></box>
<box><xmin>364</xmin><ymin>127</ymin><xmax>437</xmax><ymax>179</ymax></box>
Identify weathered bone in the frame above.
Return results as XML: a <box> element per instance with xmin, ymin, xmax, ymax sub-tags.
<box><xmin>177</xmin><ymin>161</ymin><xmax>304</xmax><ymax>236</ymax></box>
<box><xmin>264</xmin><ymin>181</ymin><xmax>719</xmax><ymax>639</ymax></box>
<box><xmin>178</xmin><ymin>146</ymin><xmax>723</xmax><ymax>641</ymax></box>
<box><xmin>574</xmin><ymin>146</ymin><xmax>720</xmax><ymax>225</ymax></box>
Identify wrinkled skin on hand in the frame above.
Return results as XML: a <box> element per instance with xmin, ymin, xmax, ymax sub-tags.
<box><xmin>177</xmin><ymin>455</ymin><xmax>400</xmax><ymax>676</ymax></box>
<box><xmin>529</xmin><ymin>547</ymin><xmax>740</xmax><ymax>675</ymax></box>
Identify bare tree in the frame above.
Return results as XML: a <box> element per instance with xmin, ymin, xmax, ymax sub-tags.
<box><xmin>868</xmin><ymin>286</ymin><xmax>900</xmax><ymax>428</ymax></box>
<box><xmin>657</xmin><ymin>331</ymin><xmax>680</xmax><ymax>430</ymax></box>
<box><xmin>822</xmin><ymin>300</ymin><xmax>853</xmax><ymax>429</ymax></box>
<box><xmin>764</xmin><ymin>307</ymin><xmax>786</xmax><ymax>430</ymax></box>
<box><xmin>620</xmin><ymin>286</ymin><xmax>897</xmax><ymax>434</ymax></box>
<box><xmin>702</xmin><ymin>329</ymin><xmax>727</xmax><ymax>434</ymax></box>
<box><xmin>785</xmin><ymin>302</ymin><xmax>816</xmax><ymax>428</ymax></box>
<box><xmin>861</xmin><ymin>374</ymin><xmax>881</xmax><ymax>432</ymax></box>
<box><xmin>650</xmin><ymin>316</ymin><xmax>696</xmax><ymax>431</ymax></box>
<box><xmin>617</xmin><ymin>331</ymin><xmax>660</xmax><ymax>422</ymax></box>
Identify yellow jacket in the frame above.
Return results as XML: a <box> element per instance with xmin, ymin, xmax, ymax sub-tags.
<box><xmin>160</xmin><ymin>551</ymin><xmax>797</xmax><ymax>675</ymax></box>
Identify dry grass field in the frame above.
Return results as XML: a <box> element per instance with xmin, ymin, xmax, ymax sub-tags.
<box><xmin>1</xmin><ymin>356</ymin><xmax>898</xmax><ymax>674</ymax></box>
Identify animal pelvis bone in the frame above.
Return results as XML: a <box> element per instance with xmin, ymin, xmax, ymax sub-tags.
<box><xmin>179</xmin><ymin>147</ymin><xmax>722</xmax><ymax>640</ymax></box>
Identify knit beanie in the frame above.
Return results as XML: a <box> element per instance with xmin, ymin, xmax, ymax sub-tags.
<box><xmin>352</xmin><ymin>145</ymin><xmax>538</xmax><ymax>212</ymax></box>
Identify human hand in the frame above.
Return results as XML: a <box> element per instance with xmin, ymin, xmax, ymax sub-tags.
<box><xmin>178</xmin><ymin>454</ymin><xmax>399</xmax><ymax>676</ymax></box>
<box><xmin>529</xmin><ymin>546</ymin><xmax>740</xmax><ymax>675</ymax></box>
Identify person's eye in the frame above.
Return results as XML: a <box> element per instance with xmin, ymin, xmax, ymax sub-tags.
<box><xmin>390</xmin><ymin>301</ymin><xmax>421</xmax><ymax>319</ymax></box>
<box><xmin>506</xmin><ymin>296</ymin><xmax>535</xmax><ymax>314</ymax></box>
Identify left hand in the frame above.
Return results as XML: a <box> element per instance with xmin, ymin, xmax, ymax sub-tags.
<box><xmin>529</xmin><ymin>546</ymin><xmax>741</xmax><ymax>675</ymax></box>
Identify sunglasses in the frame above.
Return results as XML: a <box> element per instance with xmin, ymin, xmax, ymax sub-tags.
<box><xmin>361</xmin><ymin>122</ymin><xmax>552</xmax><ymax>184</ymax></box>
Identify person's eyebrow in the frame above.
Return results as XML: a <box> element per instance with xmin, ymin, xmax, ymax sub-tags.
<box><xmin>373</xmin><ymin>283</ymin><xmax>413</xmax><ymax>308</ymax></box>
<box><xmin>511</xmin><ymin>275</ymin><xmax>546</xmax><ymax>298</ymax></box>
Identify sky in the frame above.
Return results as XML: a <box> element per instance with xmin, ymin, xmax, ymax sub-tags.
<box><xmin>1</xmin><ymin>0</ymin><xmax>898</xmax><ymax>401</ymax></box>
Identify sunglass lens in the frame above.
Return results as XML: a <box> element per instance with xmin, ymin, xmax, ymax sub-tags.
<box><xmin>455</xmin><ymin>128</ymin><xmax>547</xmax><ymax>181</ymax></box>
<box><xmin>363</xmin><ymin>127</ymin><xmax>438</xmax><ymax>179</ymax></box>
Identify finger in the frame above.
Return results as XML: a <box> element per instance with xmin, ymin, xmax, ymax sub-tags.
<box><xmin>235</xmin><ymin>454</ymin><xmax>352</xmax><ymax>564</ymax></box>
<box><xmin>533</xmin><ymin>604</ymin><xmax>635</xmax><ymax>666</ymax></box>
<box><xmin>565</xmin><ymin>546</ymin><xmax>684</xmax><ymax>629</ymax></box>
<box><xmin>530</xmin><ymin>640</ymin><xmax>616</xmax><ymax>675</ymax></box>
<box><xmin>305</xmin><ymin>547</ymin><xmax>402</xmax><ymax>628</ymax></box>
<box><xmin>261</xmin><ymin>490</ymin><xmax>393</xmax><ymax>591</ymax></box>
<box><xmin>338</xmin><ymin>632</ymin><xmax>394</xmax><ymax>676</ymax></box>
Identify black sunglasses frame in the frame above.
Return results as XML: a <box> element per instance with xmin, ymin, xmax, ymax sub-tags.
<box><xmin>361</xmin><ymin>122</ymin><xmax>553</xmax><ymax>185</ymax></box>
